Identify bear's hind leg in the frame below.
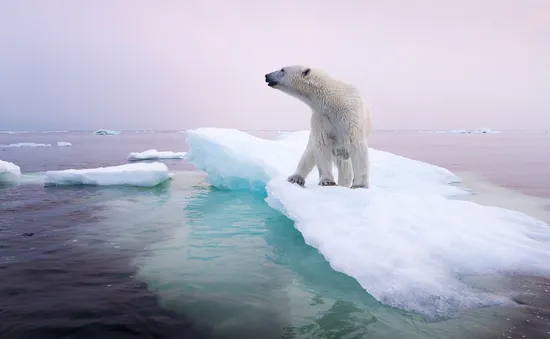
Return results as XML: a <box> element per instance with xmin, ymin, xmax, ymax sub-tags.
<box><xmin>336</xmin><ymin>158</ymin><xmax>352</xmax><ymax>187</ymax></box>
<box><xmin>314</xmin><ymin>145</ymin><xmax>336</xmax><ymax>186</ymax></box>
<box><xmin>350</xmin><ymin>142</ymin><xmax>370</xmax><ymax>189</ymax></box>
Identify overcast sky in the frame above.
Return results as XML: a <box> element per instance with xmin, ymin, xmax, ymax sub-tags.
<box><xmin>0</xmin><ymin>0</ymin><xmax>548</xmax><ymax>131</ymax></box>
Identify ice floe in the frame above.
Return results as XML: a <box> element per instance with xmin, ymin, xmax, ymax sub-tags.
<box><xmin>184</xmin><ymin>127</ymin><xmax>550</xmax><ymax>318</ymax></box>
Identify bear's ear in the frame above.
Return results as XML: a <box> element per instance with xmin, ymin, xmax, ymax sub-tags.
<box><xmin>302</xmin><ymin>68</ymin><xmax>311</xmax><ymax>77</ymax></box>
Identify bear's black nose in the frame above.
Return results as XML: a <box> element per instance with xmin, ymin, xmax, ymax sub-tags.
<box><xmin>264</xmin><ymin>74</ymin><xmax>270</xmax><ymax>82</ymax></box>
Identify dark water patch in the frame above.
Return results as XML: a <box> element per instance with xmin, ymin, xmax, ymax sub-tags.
<box><xmin>461</xmin><ymin>275</ymin><xmax>550</xmax><ymax>338</ymax></box>
<box><xmin>0</xmin><ymin>256</ymin><xmax>211</xmax><ymax>339</ymax></box>
<box><xmin>498</xmin><ymin>276</ymin><xmax>550</xmax><ymax>339</ymax></box>
<box><xmin>0</xmin><ymin>184</ymin><xmax>212</xmax><ymax>339</ymax></box>
<box><xmin>1</xmin><ymin>185</ymin><xmax>106</xmax><ymax>265</ymax></box>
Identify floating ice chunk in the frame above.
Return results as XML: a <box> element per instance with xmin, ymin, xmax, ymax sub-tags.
<box><xmin>184</xmin><ymin>128</ymin><xmax>550</xmax><ymax>318</ymax></box>
<box><xmin>127</xmin><ymin>149</ymin><xmax>186</xmax><ymax>161</ymax></box>
<box><xmin>3</xmin><ymin>142</ymin><xmax>51</xmax><ymax>148</ymax></box>
<box><xmin>0</xmin><ymin>160</ymin><xmax>21</xmax><ymax>185</ymax></box>
<box><xmin>56</xmin><ymin>141</ymin><xmax>72</xmax><ymax>147</ymax></box>
<box><xmin>45</xmin><ymin>162</ymin><xmax>171</xmax><ymax>187</ymax></box>
<box><xmin>94</xmin><ymin>129</ymin><xmax>121</xmax><ymax>135</ymax></box>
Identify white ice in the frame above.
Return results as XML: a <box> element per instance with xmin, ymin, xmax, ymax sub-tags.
<box><xmin>0</xmin><ymin>160</ymin><xmax>21</xmax><ymax>184</ymax></box>
<box><xmin>45</xmin><ymin>162</ymin><xmax>172</xmax><ymax>187</ymax></box>
<box><xmin>0</xmin><ymin>142</ymin><xmax>51</xmax><ymax>148</ymax></box>
<box><xmin>127</xmin><ymin>149</ymin><xmax>186</xmax><ymax>161</ymax></box>
<box><xmin>184</xmin><ymin>128</ymin><xmax>550</xmax><ymax>318</ymax></box>
<box><xmin>57</xmin><ymin>141</ymin><xmax>72</xmax><ymax>147</ymax></box>
<box><xmin>185</xmin><ymin>128</ymin><xmax>468</xmax><ymax>196</ymax></box>
<box><xmin>94</xmin><ymin>129</ymin><xmax>121</xmax><ymax>135</ymax></box>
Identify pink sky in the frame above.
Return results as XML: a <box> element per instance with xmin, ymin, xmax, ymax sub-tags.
<box><xmin>0</xmin><ymin>0</ymin><xmax>548</xmax><ymax>130</ymax></box>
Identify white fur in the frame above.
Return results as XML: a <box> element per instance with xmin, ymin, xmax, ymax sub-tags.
<box><xmin>265</xmin><ymin>65</ymin><xmax>372</xmax><ymax>188</ymax></box>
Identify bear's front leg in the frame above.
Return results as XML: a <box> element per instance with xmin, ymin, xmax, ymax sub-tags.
<box><xmin>287</xmin><ymin>138</ymin><xmax>316</xmax><ymax>187</ymax></box>
<box><xmin>314</xmin><ymin>146</ymin><xmax>336</xmax><ymax>186</ymax></box>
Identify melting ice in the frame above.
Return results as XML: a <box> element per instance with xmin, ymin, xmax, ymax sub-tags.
<box><xmin>184</xmin><ymin>128</ymin><xmax>550</xmax><ymax>318</ymax></box>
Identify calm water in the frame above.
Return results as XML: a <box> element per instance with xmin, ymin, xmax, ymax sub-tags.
<box><xmin>1</xmin><ymin>130</ymin><xmax>549</xmax><ymax>339</ymax></box>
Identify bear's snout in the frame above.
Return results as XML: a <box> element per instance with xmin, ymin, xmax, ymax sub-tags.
<box><xmin>265</xmin><ymin>73</ymin><xmax>278</xmax><ymax>87</ymax></box>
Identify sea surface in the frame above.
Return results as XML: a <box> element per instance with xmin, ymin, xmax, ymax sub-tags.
<box><xmin>1</xmin><ymin>130</ymin><xmax>550</xmax><ymax>339</ymax></box>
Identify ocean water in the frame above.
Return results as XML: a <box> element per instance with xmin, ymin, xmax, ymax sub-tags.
<box><xmin>1</xmin><ymin>130</ymin><xmax>550</xmax><ymax>339</ymax></box>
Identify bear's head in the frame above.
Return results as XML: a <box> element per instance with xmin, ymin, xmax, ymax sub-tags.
<box><xmin>265</xmin><ymin>65</ymin><xmax>321</xmax><ymax>104</ymax></box>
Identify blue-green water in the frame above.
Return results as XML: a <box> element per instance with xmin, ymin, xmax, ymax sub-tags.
<box><xmin>71</xmin><ymin>172</ymin><xmax>518</xmax><ymax>339</ymax></box>
<box><xmin>136</xmin><ymin>179</ymin><xmax>385</xmax><ymax>338</ymax></box>
<box><xmin>82</xmin><ymin>173</ymin><xmax>387</xmax><ymax>337</ymax></box>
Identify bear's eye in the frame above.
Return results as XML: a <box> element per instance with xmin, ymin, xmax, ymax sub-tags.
<box><xmin>280</xmin><ymin>68</ymin><xmax>285</xmax><ymax>73</ymax></box>
<box><xmin>302</xmin><ymin>68</ymin><xmax>311</xmax><ymax>76</ymax></box>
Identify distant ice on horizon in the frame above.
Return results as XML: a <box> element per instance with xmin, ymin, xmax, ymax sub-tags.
<box><xmin>132</xmin><ymin>130</ymin><xmax>157</xmax><ymax>134</ymax></box>
<box><xmin>0</xmin><ymin>130</ymin><xmax>70</xmax><ymax>134</ymax></box>
<box><xmin>424</xmin><ymin>128</ymin><xmax>499</xmax><ymax>134</ymax></box>
<box><xmin>56</xmin><ymin>141</ymin><xmax>72</xmax><ymax>147</ymax></box>
<box><xmin>0</xmin><ymin>142</ymin><xmax>51</xmax><ymax>148</ymax></box>
<box><xmin>0</xmin><ymin>131</ymin><xmax>30</xmax><ymax>134</ymax></box>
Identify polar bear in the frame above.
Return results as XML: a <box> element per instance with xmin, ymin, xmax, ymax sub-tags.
<box><xmin>265</xmin><ymin>65</ymin><xmax>371</xmax><ymax>189</ymax></box>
